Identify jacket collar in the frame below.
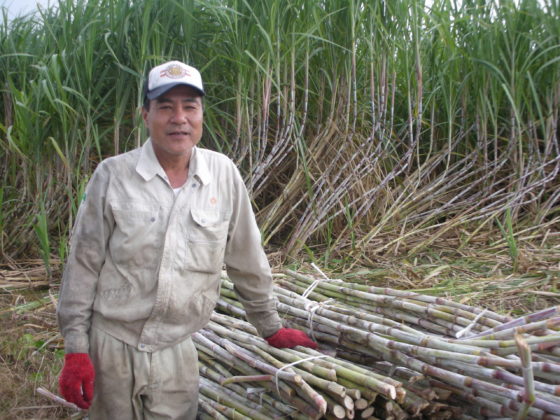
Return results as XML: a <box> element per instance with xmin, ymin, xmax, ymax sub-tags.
<box><xmin>136</xmin><ymin>138</ymin><xmax>211</xmax><ymax>186</ymax></box>
<box><xmin>187</xmin><ymin>146</ymin><xmax>211</xmax><ymax>186</ymax></box>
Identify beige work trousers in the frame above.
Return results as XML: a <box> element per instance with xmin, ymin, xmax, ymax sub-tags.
<box><xmin>88</xmin><ymin>327</ymin><xmax>199</xmax><ymax>420</ymax></box>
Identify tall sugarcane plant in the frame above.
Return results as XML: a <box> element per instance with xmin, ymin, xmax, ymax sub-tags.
<box><xmin>1</xmin><ymin>0</ymin><xmax>558</xmax><ymax>260</ymax></box>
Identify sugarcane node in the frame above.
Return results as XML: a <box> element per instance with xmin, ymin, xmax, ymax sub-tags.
<box><xmin>478</xmin><ymin>357</ymin><xmax>491</xmax><ymax>367</ymax></box>
<box><xmin>395</xmin><ymin>387</ymin><xmax>406</xmax><ymax>404</ymax></box>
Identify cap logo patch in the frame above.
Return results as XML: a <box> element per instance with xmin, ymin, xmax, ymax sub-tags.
<box><xmin>160</xmin><ymin>63</ymin><xmax>191</xmax><ymax>79</ymax></box>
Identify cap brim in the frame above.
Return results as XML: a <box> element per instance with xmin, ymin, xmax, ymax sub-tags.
<box><xmin>146</xmin><ymin>82</ymin><xmax>205</xmax><ymax>100</ymax></box>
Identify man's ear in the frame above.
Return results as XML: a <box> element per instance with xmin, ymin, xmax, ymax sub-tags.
<box><xmin>141</xmin><ymin>106</ymin><xmax>149</xmax><ymax>126</ymax></box>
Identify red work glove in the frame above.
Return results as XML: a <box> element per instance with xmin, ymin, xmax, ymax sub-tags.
<box><xmin>265</xmin><ymin>328</ymin><xmax>318</xmax><ymax>349</ymax></box>
<box><xmin>59</xmin><ymin>353</ymin><xmax>95</xmax><ymax>409</ymax></box>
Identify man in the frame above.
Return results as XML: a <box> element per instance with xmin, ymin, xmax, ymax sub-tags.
<box><xmin>57</xmin><ymin>60</ymin><xmax>316</xmax><ymax>419</ymax></box>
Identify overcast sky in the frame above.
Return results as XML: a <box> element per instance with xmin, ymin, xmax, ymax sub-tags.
<box><xmin>1</xmin><ymin>0</ymin><xmax>53</xmax><ymax>20</ymax></box>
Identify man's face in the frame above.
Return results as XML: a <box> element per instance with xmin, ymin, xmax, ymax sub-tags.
<box><xmin>142</xmin><ymin>85</ymin><xmax>203</xmax><ymax>160</ymax></box>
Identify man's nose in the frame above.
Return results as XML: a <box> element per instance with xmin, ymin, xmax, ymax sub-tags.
<box><xmin>170</xmin><ymin>108</ymin><xmax>188</xmax><ymax>123</ymax></box>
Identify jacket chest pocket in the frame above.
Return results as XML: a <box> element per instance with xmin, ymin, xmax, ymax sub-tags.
<box><xmin>188</xmin><ymin>209</ymin><xmax>229</xmax><ymax>243</ymax></box>
<box><xmin>184</xmin><ymin>208</ymin><xmax>229</xmax><ymax>273</ymax></box>
<box><xmin>111</xmin><ymin>204</ymin><xmax>161</xmax><ymax>267</ymax></box>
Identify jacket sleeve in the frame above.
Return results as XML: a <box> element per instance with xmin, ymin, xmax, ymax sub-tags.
<box><xmin>224</xmin><ymin>165</ymin><xmax>282</xmax><ymax>338</ymax></box>
<box><xmin>57</xmin><ymin>162</ymin><xmax>114</xmax><ymax>353</ymax></box>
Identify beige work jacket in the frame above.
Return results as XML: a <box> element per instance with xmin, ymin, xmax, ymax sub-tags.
<box><xmin>57</xmin><ymin>139</ymin><xmax>282</xmax><ymax>354</ymax></box>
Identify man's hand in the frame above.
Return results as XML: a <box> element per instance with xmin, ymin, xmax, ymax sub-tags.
<box><xmin>59</xmin><ymin>353</ymin><xmax>95</xmax><ymax>409</ymax></box>
<box><xmin>265</xmin><ymin>328</ymin><xmax>318</xmax><ymax>349</ymax></box>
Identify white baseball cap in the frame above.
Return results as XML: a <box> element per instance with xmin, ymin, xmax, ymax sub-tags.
<box><xmin>145</xmin><ymin>60</ymin><xmax>204</xmax><ymax>100</ymax></box>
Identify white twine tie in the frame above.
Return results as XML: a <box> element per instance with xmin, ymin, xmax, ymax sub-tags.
<box><xmin>456</xmin><ymin>309</ymin><xmax>488</xmax><ymax>339</ymax></box>
<box><xmin>299</xmin><ymin>263</ymin><xmax>341</xmax><ymax>340</ymax></box>
<box><xmin>304</xmin><ymin>299</ymin><xmax>334</xmax><ymax>340</ymax></box>
<box><xmin>274</xmin><ymin>355</ymin><xmax>329</xmax><ymax>395</ymax></box>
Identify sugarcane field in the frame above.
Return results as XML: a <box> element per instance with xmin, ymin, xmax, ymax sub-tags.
<box><xmin>1</xmin><ymin>0</ymin><xmax>559</xmax><ymax>419</ymax></box>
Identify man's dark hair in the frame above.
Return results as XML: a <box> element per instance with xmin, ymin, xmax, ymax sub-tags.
<box><xmin>142</xmin><ymin>78</ymin><xmax>150</xmax><ymax>110</ymax></box>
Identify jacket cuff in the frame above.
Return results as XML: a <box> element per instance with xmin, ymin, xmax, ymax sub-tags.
<box><xmin>63</xmin><ymin>332</ymin><xmax>90</xmax><ymax>354</ymax></box>
<box><xmin>237</xmin><ymin>293</ymin><xmax>283</xmax><ymax>337</ymax></box>
<box><xmin>245</xmin><ymin>309</ymin><xmax>283</xmax><ymax>338</ymax></box>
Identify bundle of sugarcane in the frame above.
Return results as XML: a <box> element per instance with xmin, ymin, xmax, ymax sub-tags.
<box><xmin>196</xmin><ymin>311</ymin><xmax>468</xmax><ymax>419</ymax></box>
<box><xmin>207</xmin><ymin>270</ymin><xmax>560</xmax><ymax>419</ymax></box>
<box><xmin>211</xmin><ymin>291</ymin><xmax>466</xmax><ymax>419</ymax></box>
